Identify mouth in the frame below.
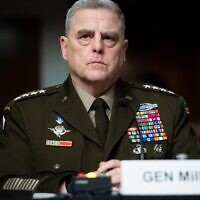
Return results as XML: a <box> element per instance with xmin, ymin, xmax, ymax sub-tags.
<box><xmin>87</xmin><ymin>61</ymin><xmax>106</xmax><ymax>66</ymax></box>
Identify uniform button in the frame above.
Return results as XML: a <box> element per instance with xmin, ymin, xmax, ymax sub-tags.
<box><xmin>62</xmin><ymin>96</ymin><xmax>68</xmax><ymax>103</ymax></box>
<box><xmin>53</xmin><ymin>163</ymin><xmax>60</xmax><ymax>170</ymax></box>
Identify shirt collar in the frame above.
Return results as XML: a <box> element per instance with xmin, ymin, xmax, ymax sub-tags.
<box><xmin>73</xmin><ymin>83</ymin><xmax>115</xmax><ymax>112</ymax></box>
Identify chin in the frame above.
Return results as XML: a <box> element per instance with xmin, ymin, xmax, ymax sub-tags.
<box><xmin>85</xmin><ymin>72</ymin><xmax>109</xmax><ymax>82</ymax></box>
<box><xmin>86</xmin><ymin>78</ymin><xmax>107</xmax><ymax>83</ymax></box>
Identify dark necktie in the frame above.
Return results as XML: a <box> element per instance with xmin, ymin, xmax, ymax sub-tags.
<box><xmin>91</xmin><ymin>98</ymin><xmax>109</xmax><ymax>145</ymax></box>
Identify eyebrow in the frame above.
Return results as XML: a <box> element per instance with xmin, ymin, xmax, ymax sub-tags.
<box><xmin>101</xmin><ymin>31</ymin><xmax>119</xmax><ymax>39</ymax></box>
<box><xmin>77</xmin><ymin>29</ymin><xmax>94</xmax><ymax>37</ymax></box>
<box><xmin>77</xmin><ymin>29</ymin><xmax>119</xmax><ymax>38</ymax></box>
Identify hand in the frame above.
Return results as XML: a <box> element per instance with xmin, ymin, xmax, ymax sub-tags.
<box><xmin>97</xmin><ymin>159</ymin><xmax>121</xmax><ymax>191</ymax></box>
<box><xmin>59</xmin><ymin>181</ymin><xmax>67</xmax><ymax>194</ymax></box>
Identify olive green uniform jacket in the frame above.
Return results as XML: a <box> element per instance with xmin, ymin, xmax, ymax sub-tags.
<box><xmin>0</xmin><ymin>76</ymin><xmax>199</xmax><ymax>194</ymax></box>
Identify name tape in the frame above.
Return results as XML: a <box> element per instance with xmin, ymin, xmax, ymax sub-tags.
<box><xmin>120</xmin><ymin>160</ymin><xmax>200</xmax><ymax>196</ymax></box>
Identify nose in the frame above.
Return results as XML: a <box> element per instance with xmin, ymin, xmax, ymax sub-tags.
<box><xmin>92</xmin><ymin>35</ymin><xmax>103</xmax><ymax>54</ymax></box>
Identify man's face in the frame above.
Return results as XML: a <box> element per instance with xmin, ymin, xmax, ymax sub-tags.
<box><xmin>60</xmin><ymin>8</ymin><xmax>128</xmax><ymax>87</ymax></box>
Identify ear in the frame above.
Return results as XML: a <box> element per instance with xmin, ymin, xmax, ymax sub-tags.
<box><xmin>60</xmin><ymin>36</ymin><xmax>68</xmax><ymax>61</ymax></box>
<box><xmin>122</xmin><ymin>39</ymin><xmax>128</xmax><ymax>63</ymax></box>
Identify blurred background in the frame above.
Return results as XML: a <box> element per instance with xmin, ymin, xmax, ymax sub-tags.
<box><xmin>0</xmin><ymin>0</ymin><xmax>200</xmax><ymax>133</ymax></box>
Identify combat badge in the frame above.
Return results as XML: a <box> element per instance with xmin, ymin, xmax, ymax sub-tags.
<box><xmin>48</xmin><ymin>115</ymin><xmax>71</xmax><ymax>138</ymax></box>
<box><xmin>48</xmin><ymin>125</ymin><xmax>70</xmax><ymax>138</ymax></box>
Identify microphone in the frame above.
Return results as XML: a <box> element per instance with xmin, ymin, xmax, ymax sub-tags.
<box><xmin>119</xmin><ymin>97</ymin><xmax>145</xmax><ymax>160</ymax></box>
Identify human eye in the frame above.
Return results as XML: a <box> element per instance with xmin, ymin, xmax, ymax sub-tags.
<box><xmin>102</xmin><ymin>33</ymin><xmax>117</xmax><ymax>47</ymax></box>
<box><xmin>79</xmin><ymin>33</ymin><xmax>90</xmax><ymax>40</ymax></box>
<box><xmin>103</xmin><ymin>34</ymin><xmax>115</xmax><ymax>42</ymax></box>
<box><xmin>77</xmin><ymin>31</ymin><xmax>93</xmax><ymax>45</ymax></box>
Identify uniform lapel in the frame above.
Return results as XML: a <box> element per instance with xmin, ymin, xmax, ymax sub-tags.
<box><xmin>53</xmin><ymin>77</ymin><xmax>101</xmax><ymax>146</ymax></box>
<box><xmin>104</xmin><ymin>81</ymin><xmax>140</xmax><ymax>160</ymax></box>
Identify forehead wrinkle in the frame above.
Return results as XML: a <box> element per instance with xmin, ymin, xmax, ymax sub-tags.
<box><xmin>71</xmin><ymin>8</ymin><xmax>122</xmax><ymax>34</ymax></box>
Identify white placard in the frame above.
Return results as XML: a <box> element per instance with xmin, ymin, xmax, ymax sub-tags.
<box><xmin>120</xmin><ymin>160</ymin><xmax>200</xmax><ymax>196</ymax></box>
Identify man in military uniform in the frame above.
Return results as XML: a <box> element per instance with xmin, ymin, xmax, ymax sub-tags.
<box><xmin>0</xmin><ymin>0</ymin><xmax>199</xmax><ymax>195</ymax></box>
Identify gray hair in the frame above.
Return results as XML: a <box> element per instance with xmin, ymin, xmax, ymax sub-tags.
<box><xmin>65</xmin><ymin>0</ymin><xmax>126</xmax><ymax>36</ymax></box>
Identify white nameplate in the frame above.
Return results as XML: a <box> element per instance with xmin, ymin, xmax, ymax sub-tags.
<box><xmin>120</xmin><ymin>160</ymin><xmax>200</xmax><ymax>195</ymax></box>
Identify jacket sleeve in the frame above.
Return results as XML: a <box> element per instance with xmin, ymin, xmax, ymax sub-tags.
<box><xmin>0</xmin><ymin>102</ymin><xmax>75</xmax><ymax>195</ymax></box>
<box><xmin>172</xmin><ymin>96</ymin><xmax>200</xmax><ymax>158</ymax></box>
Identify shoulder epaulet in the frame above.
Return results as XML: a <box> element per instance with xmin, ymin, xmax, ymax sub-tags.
<box><xmin>127</xmin><ymin>81</ymin><xmax>176</xmax><ymax>95</ymax></box>
<box><xmin>13</xmin><ymin>84</ymin><xmax>61</xmax><ymax>102</ymax></box>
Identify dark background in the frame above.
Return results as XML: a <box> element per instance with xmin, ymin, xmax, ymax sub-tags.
<box><xmin>0</xmin><ymin>0</ymin><xmax>200</xmax><ymax>132</ymax></box>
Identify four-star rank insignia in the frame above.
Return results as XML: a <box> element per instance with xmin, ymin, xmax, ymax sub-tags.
<box><xmin>127</xmin><ymin>103</ymin><xmax>168</xmax><ymax>144</ymax></box>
